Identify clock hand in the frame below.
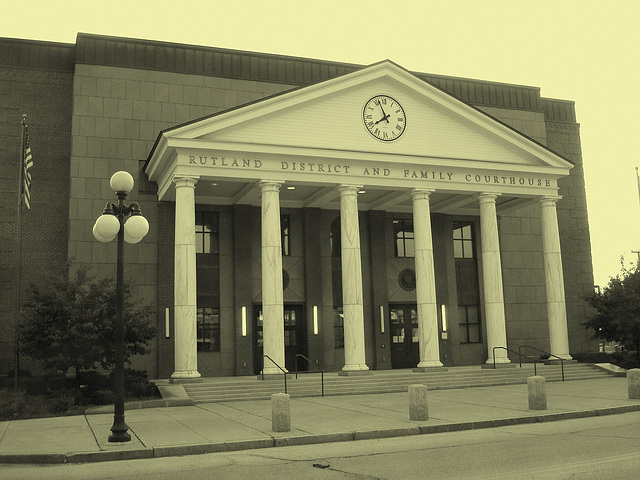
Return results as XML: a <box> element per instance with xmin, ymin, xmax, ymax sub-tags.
<box><xmin>378</xmin><ymin>103</ymin><xmax>390</xmax><ymax>123</ymax></box>
<box><xmin>374</xmin><ymin>113</ymin><xmax>391</xmax><ymax>125</ymax></box>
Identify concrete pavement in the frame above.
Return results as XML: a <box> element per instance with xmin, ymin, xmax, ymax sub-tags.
<box><xmin>1</xmin><ymin>376</ymin><xmax>639</xmax><ymax>464</ymax></box>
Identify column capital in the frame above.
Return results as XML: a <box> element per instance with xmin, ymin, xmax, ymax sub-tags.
<box><xmin>172</xmin><ymin>175</ymin><xmax>199</xmax><ymax>189</ymax></box>
<box><xmin>259</xmin><ymin>180</ymin><xmax>284</xmax><ymax>192</ymax></box>
<box><xmin>410</xmin><ymin>188</ymin><xmax>435</xmax><ymax>201</ymax></box>
<box><xmin>337</xmin><ymin>184</ymin><xmax>363</xmax><ymax>196</ymax></box>
<box><xmin>476</xmin><ymin>192</ymin><xmax>501</xmax><ymax>204</ymax></box>
<box><xmin>539</xmin><ymin>195</ymin><xmax>562</xmax><ymax>207</ymax></box>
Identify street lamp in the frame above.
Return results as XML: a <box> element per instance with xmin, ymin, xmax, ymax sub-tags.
<box><xmin>93</xmin><ymin>171</ymin><xmax>149</xmax><ymax>442</ymax></box>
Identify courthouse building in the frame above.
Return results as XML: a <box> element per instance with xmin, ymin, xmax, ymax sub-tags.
<box><xmin>0</xmin><ymin>34</ymin><xmax>596</xmax><ymax>379</ymax></box>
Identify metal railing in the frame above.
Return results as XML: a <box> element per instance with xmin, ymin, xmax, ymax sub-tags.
<box><xmin>260</xmin><ymin>354</ymin><xmax>325</xmax><ymax>397</ymax></box>
<box><xmin>295</xmin><ymin>354</ymin><xmax>325</xmax><ymax>397</ymax></box>
<box><xmin>518</xmin><ymin>345</ymin><xmax>565</xmax><ymax>382</ymax></box>
<box><xmin>491</xmin><ymin>346</ymin><xmax>540</xmax><ymax>375</ymax></box>
<box><xmin>261</xmin><ymin>354</ymin><xmax>288</xmax><ymax>394</ymax></box>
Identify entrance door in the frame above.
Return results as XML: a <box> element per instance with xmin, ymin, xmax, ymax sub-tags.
<box><xmin>389</xmin><ymin>304</ymin><xmax>420</xmax><ymax>369</ymax></box>
<box><xmin>253</xmin><ymin>304</ymin><xmax>307</xmax><ymax>374</ymax></box>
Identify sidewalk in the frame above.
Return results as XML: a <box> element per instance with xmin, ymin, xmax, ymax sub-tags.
<box><xmin>1</xmin><ymin>376</ymin><xmax>639</xmax><ymax>464</ymax></box>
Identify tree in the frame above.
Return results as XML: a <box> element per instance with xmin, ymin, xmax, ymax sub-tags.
<box><xmin>18</xmin><ymin>265</ymin><xmax>156</xmax><ymax>379</ymax></box>
<box><xmin>584</xmin><ymin>263</ymin><xmax>640</xmax><ymax>365</ymax></box>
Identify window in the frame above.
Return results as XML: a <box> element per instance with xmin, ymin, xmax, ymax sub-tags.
<box><xmin>458</xmin><ymin>305</ymin><xmax>481</xmax><ymax>343</ymax></box>
<box><xmin>453</xmin><ymin>222</ymin><xmax>482</xmax><ymax>343</ymax></box>
<box><xmin>281</xmin><ymin>214</ymin><xmax>290</xmax><ymax>256</ymax></box>
<box><xmin>393</xmin><ymin>219</ymin><xmax>414</xmax><ymax>257</ymax></box>
<box><xmin>197</xmin><ymin>307</ymin><xmax>220</xmax><ymax>351</ymax></box>
<box><xmin>453</xmin><ymin>223</ymin><xmax>474</xmax><ymax>259</ymax></box>
<box><xmin>196</xmin><ymin>211</ymin><xmax>220</xmax><ymax>351</ymax></box>
<box><xmin>195</xmin><ymin>211</ymin><xmax>218</xmax><ymax>254</ymax></box>
<box><xmin>333</xmin><ymin>308</ymin><xmax>344</xmax><ymax>348</ymax></box>
<box><xmin>330</xmin><ymin>217</ymin><xmax>343</xmax><ymax>308</ymax></box>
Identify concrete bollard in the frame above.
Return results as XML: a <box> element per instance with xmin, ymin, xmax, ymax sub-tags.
<box><xmin>272</xmin><ymin>393</ymin><xmax>291</xmax><ymax>432</ymax></box>
<box><xmin>528</xmin><ymin>376</ymin><xmax>547</xmax><ymax>410</ymax></box>
<box><xmin>628</xmin><ymin>369</ymin><xmax>640</xmax><ymax>400</ymax></box>
<box><xmin>408</xmin><ymin>384</ymin><xmax>429</xmax><ymax>421</ymax></box>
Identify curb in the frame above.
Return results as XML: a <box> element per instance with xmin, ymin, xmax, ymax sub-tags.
<box><xmin>2</xmin><ymin>404</ymin><xmax>640</xmax><ymax>465</ymax></box>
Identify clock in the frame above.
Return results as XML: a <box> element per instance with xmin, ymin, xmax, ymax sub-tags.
<box><xmin>362</xmin><ymin>95</ymin><xmax>406</xmax><ymax>141</ymax></box>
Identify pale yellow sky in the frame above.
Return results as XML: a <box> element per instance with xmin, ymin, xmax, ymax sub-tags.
<box><xmin>4</xmin><ymin>0</ymin><xmax>639</xmax><ymax>286</ymax></box>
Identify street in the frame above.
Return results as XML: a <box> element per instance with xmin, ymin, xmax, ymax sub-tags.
<box><xmin>3</xmin><ymin>412</ymin><xmax>640</xmax><ymax>479</ymax></box>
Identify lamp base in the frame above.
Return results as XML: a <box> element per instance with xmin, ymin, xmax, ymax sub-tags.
<box><xmin>108</xmin><ymin>415</ymin><xmax>131</xmax><ymax>443</ymax></box>
<box><xmin>108</xmin><ymin>431</ymin><xmax>132</xmax><ymax>443</ymax></box>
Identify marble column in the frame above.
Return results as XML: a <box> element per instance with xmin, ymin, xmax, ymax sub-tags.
<box><xmin>477</xmin><ymin>193</ymin><xmax>510</xmax><ymax>364</ymax></box>
<box><xmin>260</xmin><ymin>180</ymin><xmax>286</xmax><ymax>374</ymax></box>
<box><xmin>338</xmin><ymin>184</ymin><xmax>369</xmax><ymax>372</ymax></box>
<box><xmin>539</xmin><ymin>196</ymin><xmax>573</xmax><ymax>360</ymax></box>
<box><xmin>411</xmin><ymin>189</ymin><xmax>443</xmax><ymax>368</ymax></box>
<box><xmin>172</xmin><ymin>176</ymin><xmax>201</xmax><ymax>380</ymax></box>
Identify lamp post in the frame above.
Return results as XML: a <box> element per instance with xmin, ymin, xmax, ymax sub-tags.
<box><xmin>93</xmin><ymin>171</ymin><xmax>149</xmax><ymax>442</ymax></box>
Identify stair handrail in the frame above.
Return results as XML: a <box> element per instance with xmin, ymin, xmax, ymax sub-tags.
<box><xmin>295</xmin><ymin>353</ymin><xmax>325</xmax><ymax>397</ymax></box>
<box><xmin>518</xmin><ymin>345</ymin><xmax>565</xmax><ymax>382</ymax></box>
<box><xmin>261</xmin><ymin>354</ymin><xmax>287</xmax><ymax>394</ymax></box>
<box><xmin>492</xmin><ymin>346</ymin><xmax>540</xmax><ymax>375</ymax></box>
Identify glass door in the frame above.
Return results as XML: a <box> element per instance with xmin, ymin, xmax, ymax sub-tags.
<box><xmin>254</xmin><ymin>304</ymin><xmax>307</xmax><ymax>374</ymax></box>
<box><xmin>389</xmin><ymin>304</ymin><xmax>420</xmax><ymax>368</ymax></box>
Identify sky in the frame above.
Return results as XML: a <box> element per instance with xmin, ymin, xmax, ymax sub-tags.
<box><xmin>4</xmin><ymin>0</ymin><xmax>639</xmax><ymax>287</ymax></box>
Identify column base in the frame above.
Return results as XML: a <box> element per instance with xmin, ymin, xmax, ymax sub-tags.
<box><xmin>170</xmin><ymin>371</ymin><xmax>202</xmax><ymax>384</ymax></box>
<box><xmin>485</xmin><ymin>357</ymin><xmax>511</xmax><ymax>365</ymax></box>
<box><xmin>414</xmin><ymin>366</ymin><xmax>447</xmax><ymax>372</ymax></box>
<box><xmin>544</xmin><ymin>356</ymin><xmax>576</xmax><ymax>365</ymax></box>
<box><xmin>339</xmin><ymin>365</ymin><xmax>371</xmax><ymax>376</ymax></box>
<box><xmin>416</xmin><ymin>360</ymin><xmax>444</xmax><ymax>369</ymax></box>
<box><xmin>262</xmin><ymin>367</ymin><xmax>288</xmax><ymax>375</ymax></box>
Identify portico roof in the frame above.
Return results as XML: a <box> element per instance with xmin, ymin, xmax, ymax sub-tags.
<box><xmin>145</xmin><ymin>60</ymin><xmax>572</xmax><ymax>214</ymax></box>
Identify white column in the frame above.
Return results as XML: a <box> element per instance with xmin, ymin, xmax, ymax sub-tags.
<box><xmin>172</xmin><ymin>176</ymin><xmax>201</xmax><ymax>380</ymax></box>
<box><xmin>412</xmin><ymin>189</ymin><xmax>443</xmax><ymax>368</ymax></box>
<box><xmin>478</xmin><ymin>193</ymin><xmax>510</xmax><ymax>364</ymax></box>
<box><xmin>338</xmin><ymin>184</ymin><xmax>369</xmax><ymax>372</ymax></box>
<box><xmin>261</xmin><ymin>180</ymin><xmax>286</xmax><ymax>374</ymax></box>
<box><xmin>540</xmin><ymin>196</ymin><xmax>573</xmax><ymax>360</ymax></box>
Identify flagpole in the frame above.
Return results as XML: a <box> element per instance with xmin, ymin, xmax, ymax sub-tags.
<box><xmin>636</xmin><ymin>167</ymin><xmax>640</xmax><ymax>208</ymax></box>
<box><xmin>14</xmin><ymin>114</ymin><xmax>26</xmax><ymax>390</ymax></box>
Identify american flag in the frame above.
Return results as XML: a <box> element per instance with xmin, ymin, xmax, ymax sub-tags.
<box><xmin>23</xmin><ymin>126</ymin><xmax>33</xmax><ymax>209</ymax></box>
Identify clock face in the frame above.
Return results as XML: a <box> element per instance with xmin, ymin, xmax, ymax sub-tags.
<box><xmin>362</xmin><ymin>95</ymin><xmax>406</xmax><ymax>141</ymax></box>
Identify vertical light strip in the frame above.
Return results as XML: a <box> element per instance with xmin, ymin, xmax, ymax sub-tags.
<box><xmin>165</xmin><ymin>307</ymin><xmax>170</xmax><ymax>338</ymax></box>
<box><xmin>441</xmin><ymin>304</ymin><xmax>447</xmax><ymax>332</ymax></box>
<box><xmin>380</xmin><ymin>305</ymin><xmax>385</xmax><ymax>333</ymax></box>
<box><xmin>241</xmin><ymin>306</ymin><xmax>247</xmax><ymax>337</ymax></box>
<box><xmin>313</xmin><ymin>305</ymin><xmax>318</xmax><ymax>335</ymax></box>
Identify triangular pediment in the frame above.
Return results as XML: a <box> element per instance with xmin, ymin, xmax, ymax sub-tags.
<box><xmin>146</xmin><ymin>60</ymin><xmax>571</xmax><ymax>203</ymax></box>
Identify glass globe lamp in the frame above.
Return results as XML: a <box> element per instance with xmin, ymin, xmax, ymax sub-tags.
<box><xmin>110</xmin><ymin>171</ymin><xmax>134</xmax><ymax>194</ymax></box>
<box><xmin>93</xmin><ymin>214</ymin><xmax>120</xmax><ymax>242</ymax></box>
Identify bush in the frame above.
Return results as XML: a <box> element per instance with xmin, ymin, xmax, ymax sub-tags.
<box><xmin>0</xmin><ymin>369</ymin><xmax>160</xmax><ymax>420</ymax></box>
<box><xmin>122</xmin><ymin>369</ymin><xmax>159</xmax><ymax>399</ymax></box>
<box><xmin>573</xmin><ymin>351</ymin><xmax>640</xmax><ymax>369</ymax></box>
<box><xmin>18</xmin><ymin>265</ymin><xmax>156</xmax><ymax>378</ymax></box>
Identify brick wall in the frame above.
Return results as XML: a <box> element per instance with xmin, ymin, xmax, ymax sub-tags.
<box><xmin>0</xmin><ymin>39</ymin><xmax>73</xmax><ymax>374</ymax></box>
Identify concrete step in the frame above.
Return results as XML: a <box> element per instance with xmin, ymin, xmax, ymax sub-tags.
<box><xmin>182</xmin><ymin>363</ymin><xmax>614</xmax><ymax>404</ymax></box>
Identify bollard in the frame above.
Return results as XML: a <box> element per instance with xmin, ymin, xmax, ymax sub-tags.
<box><xmin>408</xmin><ymin>384</ymin><xmax>429</xmax><ymax>421</ymax></box>
<box><xmin>628</xmin><ymin>369</ymin><xmax>640</xmax><ymax>400</ymax></box>
<box><xmin>527</xmin><ymin>376</ymin><xmax>547</xmax><ymax>410</ymax></box>
<box><xmin>272</xmin><ymin>392</ymin><xmax>291</xmax><ymax>432</ymax></box>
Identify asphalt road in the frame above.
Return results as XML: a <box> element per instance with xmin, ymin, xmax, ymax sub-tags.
<box><xmin>3</xmin><ymin>411</ymin><xmax>640</xmax><ymax>479</ymax></box>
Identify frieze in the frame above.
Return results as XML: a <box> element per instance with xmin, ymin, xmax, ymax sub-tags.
<box><xmin>186</xmin><ymin>155</ymin><xmax>556</xmax><ymax>189</ymax></box>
